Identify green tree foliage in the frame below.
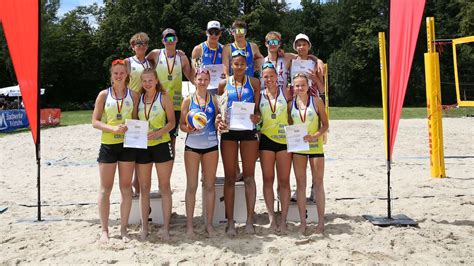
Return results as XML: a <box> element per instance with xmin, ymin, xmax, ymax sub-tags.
<box><xmin>0</xmin><ymin>0</ymin><xmax>472</xmax><ymax>109</ymax></box>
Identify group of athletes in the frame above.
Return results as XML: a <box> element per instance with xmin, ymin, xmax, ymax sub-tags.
<box><xmin>92</xmin><ymin>19</ymin><xmax>329</xmax><ymax>244</ymax></box>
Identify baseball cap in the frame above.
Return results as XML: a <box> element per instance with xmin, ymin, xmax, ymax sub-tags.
<box><xmin>293</xmin><ymin>33</ymin><xmax>312</xmax><ymax>50</ymax></box>
<box><xmin>162</xmin><ymin>28</ymin><xmax>177</xmax><ymax>38</ymax></box>
<box><xmin>207</xmin><ymin>20</ymin><xmax>221</xmax><ymax>30</ymax></box>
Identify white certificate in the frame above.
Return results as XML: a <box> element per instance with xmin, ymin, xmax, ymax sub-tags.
<box><xmin>229</xmin><ymin>102</ymin><xmax>255</xmax><ymax>131</ymax></box>
<box><xmin>285</xmin><ymin>124</ymin><xmax>309</xmax><ymax>152</ymax></box>
<box><xmin>291</xmin><ymin>59</ymin><xmax>316</xmax><ymax>83</ymax></box>
<box><xmin>204</xmin><ymin>64</ymin><xmax>225</xmax><ymax>89</ymax></box>
<box><xmin>124</xmin><ymin>119</ymin><xmax>148</xmax><ymax>149</ymax></box>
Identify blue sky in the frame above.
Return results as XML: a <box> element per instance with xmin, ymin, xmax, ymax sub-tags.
<box><xmin>58</xmin><ymin>0</ymin><xmax>302</xmax><ymax>16</ymax></box>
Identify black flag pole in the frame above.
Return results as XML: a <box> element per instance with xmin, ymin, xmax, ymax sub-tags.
<box><xmin>36</xmin><ymin>0</ymin><xmax>42</xmax><ymax>222</ymax></box>
<box><xmin>363</xmin><ymin>0</ymin><xmax>417</xmax><ymax>226</ymax></box>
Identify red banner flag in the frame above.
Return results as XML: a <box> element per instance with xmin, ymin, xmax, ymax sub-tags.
<box><xmin>389</xmin><ymin>0</ymin><xmax>425</xmax><ymax>158</ymax></box>
<box><xmin>0</xmin><ymin>0</ymin><xmax>39</xmax><ymax>144</ymax></box>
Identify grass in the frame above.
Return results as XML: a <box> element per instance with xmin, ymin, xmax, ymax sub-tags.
<box><xmin>329</xmin><ymin>107</ymin><xmax>474</xmax><ymax>120</ymax></box>
<box><xmin>1</xmin><ymin>107</ymin><xmax>472</xmax><ymax>138</ymax></box>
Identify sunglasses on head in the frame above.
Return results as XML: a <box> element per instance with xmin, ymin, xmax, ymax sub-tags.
<box><xmin>111</xmin><ymin>59</ymin><xmax>125</xmax><ymax>66</ymax></box>
<box><xmin>233</xmin><ymin>28</ymin><xmax>246</xmax><ymax>35</ymax></box>
<box><xmin>195</xmin><ymin>68</ymin><xmax>210</xmax><ymax>76</ymax></box>
<box><xmin>266</xmin><ymin>39</ymin><xmax>280</xmax><ymax>46</ymax></box>
<box><xmin>164</xmin><ymin>36</ymin><xmax>177</xmax><ymax>43</ymax></box>
<box><xmin>207</xmin><ymin>28</ymin><xmax>221</xmax><ymax>36</ymax></box>
<box><xmin>262</xmin><ymin>62</ymin><xmax>276</xmax><ymax>70</ymax></box>
<box><xmin>231</xmin><ymin>49</ymin><xmax>246</xmax><ymax>58</ymax></box>
<box><xmin>134</xmin><ymin>41</ymin><xmax>148</xmax><ymax>47</ymax></box>
<box><xmin>293</xmin><ymin>72</ymin><xmax>308</xmax><ymax>79</ymax></box>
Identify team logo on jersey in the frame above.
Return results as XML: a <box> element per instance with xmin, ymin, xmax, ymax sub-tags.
<box><xmin>153</xmin><ymin>106</ymin><xmax>158</xmax><ymax>111</ymax></box>
<box><xmin>125</xmin><ymin>101</ymin><xmax>131</xmax><ymax>106</ymax></box>
<box><xmin>132</xmin><ymin>67</ymin><xmax>136</xmax><ymax>71</ymax></box>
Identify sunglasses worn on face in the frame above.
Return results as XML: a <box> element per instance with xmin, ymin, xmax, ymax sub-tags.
<box><xmin>164</xmin><ymin>36</ymin><xmax>177</xmax><ymax>43</ymax></box>
<box><xmin>266</xmin><ymin>39</ymin><xmax>280</xmax><ymax>46</ymax></box>
<box><xmin>135</xmin><ymin>41</ymin><xmax>148</xmax><ymax>47</ymax></box>
<box><xmin>208</xmin><ymin>28</ymin><xmax>221</xmax><ymax>36</ymax></box>
<box><xmin>112</xmin><ymin>59</ymin><xmax>125</xmax><ymax>66</ymax></box>
<box><xmin>233</xmin><ymin>28</ymin><xmax>246</xmax><ymax>35</ymax></box>
<box><xmin>231</xmin><ymin>49</ymin><xmax>246</xmax><ymax>58</ymax></box>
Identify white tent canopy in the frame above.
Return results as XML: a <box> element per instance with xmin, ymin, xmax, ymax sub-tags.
<box><xmin>0</xmin><ymin>85</ymin><xmax>45</xmax><ymax>97</ymax></box>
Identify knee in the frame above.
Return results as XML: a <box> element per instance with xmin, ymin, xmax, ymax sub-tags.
<box><xmin>243</xmin><ymin>176</ymin><xmax>255</xmax><ymax>186</ymax></box>
<box><xmin>203</xmin><ymin>182</ymin><xmax>215</xmax><ymax>193</ymax></box>
<box><xmin>186</xmin><ymin>183</ymin><xmax>198</xmax><ymax>194</ymax></box>
<box><xmin>278</xmin><ymin>181</ymin><xmax>290</xmax><ymax>190</ymax></box>
<box><xmin>99</xmin><ymin>186</ymin><xmax>112</xmax><ymax>198</ymax></box>
<box><xmin>159</xmin><ymin>183</ymin><xmax>172</xmax><ymax>195</ymax></box>
<box><xmin>224</xmin><ymin>177</ymin><xmax>235</xmax><ymax>187</ymax></box>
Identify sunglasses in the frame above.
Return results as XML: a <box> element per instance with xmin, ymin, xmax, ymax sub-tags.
<box><xmin>232</xmin><ymin>28</ymin><xmax>246</xmax><ymax>35</ymax></box>
<box><xmin>195</xmin><ymin>68</ymin><xmax>210</xmax><ymax>76</ymax></box>
<box><xmin>262</xmin><ymin>62</ymin><xmax>276</xmax><ymax>70</ymax></box>
<box><xmin>111</xmin><ymin>59</ymin><xmax>125</xmax><ymax>66</ymax></box>
<box><xmin>231</xmin><ymin>49</ymin><xmax>246</xmax><ymax>58</ymax></box>
<box><xmin>207</xmin><ymin>28</ymin><xmax>221</xmax><ymax>36</ymax></box>
<box><xmin>134</xmin><ymin>41</ymin><xmax>148</xmax><ymax>47</ymax></box>
<box><xmin>293</xmin><ymin>72</ymin><xmax>308</xmax><ymax>80</ymax></box>
<box><xmin>163</xmin><ymin>36</ymin><xmax>177</xmax><ymax>43</ymax></box>
<box><xmin>266</xmin><ymin>39</ymin><xmax>280</xmax><ymax>46</ymax></box>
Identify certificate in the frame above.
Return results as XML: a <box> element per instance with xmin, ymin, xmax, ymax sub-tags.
<box><xmin>291</xmin><ymin>59</ymin><xmax>316</xmax><ymax>83</ymax></box>
<box><xmin>285</xmin><ymin>124</ymin><xmax>309</xmax><ymax>152</ymax></box>
<box><xmin>229</xmin><ymin>102</ymin><xmax>255</xmax><ymax>131</ymax></box>
<box><xmin>204</xmin><ymin>64</ymin><xmax>225</xmax><ymax>89</ymax></box>
<box><xmin>124</xmin><ymin>119</ymin><xmax>148</xmax><ymax>149</ymax></box>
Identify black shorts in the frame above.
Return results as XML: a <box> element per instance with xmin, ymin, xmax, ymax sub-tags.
<box><xmin>259</xmin><ymin>134</ymin><xmax>287</xmax><ymax>152</ymax></box>
<box><xmin>293</xmin><ymin>153</ymin><xmax>324</xmax><ymax>158</ymax></box>
<box><xmin>169</xmin><ymin>111</ymin><xmax>180</xmax><ymax>137</ymax></box>
<box><xmin>221</xmin><ymin>129</ymin><xmax>258</xmax><ymax>142</ymax></box>
<box><xmin>136</xmin><ymin>142</ymin><xmax>174</xmax><ymax>164</ymax></box>
<box><xmin>97</xmin><ymin>143</ymin><xmax>136</xmax><ymax>163</ymax></box>
<box><xmin>185</xmin><ymin>145</ymin><xmax>218</xmax><ymax>154</ymax></box>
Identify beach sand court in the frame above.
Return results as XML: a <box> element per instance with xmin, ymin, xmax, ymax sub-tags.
<box><xmin>1</xmin><ymin>118</ymin><xmax>473</xmax><ymax>264</ymax></box>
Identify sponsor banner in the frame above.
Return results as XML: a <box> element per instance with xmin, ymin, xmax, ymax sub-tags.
<box><xmin>40</xmin><ymin>108</ymin><xmax>61</xmax><ymax>126</ymax></box>
<box><xmin>0</xmin><ymin>109</ymin><xmax>29</xmax><ymax>132</ymax></box>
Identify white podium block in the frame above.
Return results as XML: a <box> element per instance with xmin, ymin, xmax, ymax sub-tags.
<box><xmin>284</xmin><ymin>198</ymin><xmax>319</xmax><ymax>223</ymax></box>
<box><xmin>202</xmin><ymin>177</ymin><xmax>247</xmax><ymax>225</ymax></box>
<box><xmin>129</xmin><ymin>191</ymin><xmax>163</xmax><ymax>224</ymax></box>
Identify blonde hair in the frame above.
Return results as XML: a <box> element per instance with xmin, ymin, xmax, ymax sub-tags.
<box><xmin>140</xmin><ymin>68</ymin><xmax>165</xmax><ymax>94</ymax></box>
<box><xmin>129</xmin><ymin>32</ymin><xmax>149</xmax><ymax>46</ymax></box>
<box><xmin>265</xmin><ymin>31</ymin><xmax>281</xmax><ymax>41</ymax></box>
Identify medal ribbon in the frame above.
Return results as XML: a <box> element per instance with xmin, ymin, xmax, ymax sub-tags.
<box><xmin>113</xmin><ymin>87</ymin><xmax>125</xmax><ymax>115</ymax></box>
<box><xmin>234</xmin><ymin>76</ymin><xmax>245</xmax><ymax>101</ymax></box>
<box><xmin>206</xmin><ymin>41</ymin><xmax>218</xmax><ymax>64</ymax></box>
<box><xmin>165</xmin><ymin>50</ymin><xmax>176</xmax><ymax>78</ymax></box>
<box><xmin>266</xmin><ymin>88</ymin><xmax>278</xmax><ymax>115</ymax></box>
<box><xmin>144</xmin><ymin>91</ymin><xmax>158</xmax><ymax>121</ymax></box>
<box><xmin>298</xmin><ymin>95</ymin><xmax>309</xmax><ymax>123</ymax></box>
<box><xmin>195</xmin><ymin>92</ymin><xmax>209</xmax><ymax>112</ymax></box>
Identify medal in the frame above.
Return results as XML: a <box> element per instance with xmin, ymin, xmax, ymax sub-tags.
<box><xmin>266</xmin><ymin>88</ymin><xmax>278</xmax><ymax>120</ymax></box>
<box><xmin>298</xmin><ymin>95</ymin><xmax>309</xmax><ymax>123</ymax></box>
<box><xmin>113</xmin><ymin>87</ymin><xmax>125</xmax><ymax>121</ymax></box>
<box><xmin>165</xmin><ymin>50</ymin><xmax>176</xmax><ymax>81</ymax></box>
<box><xmin>144</xmin><ymin>91</ymin><xmax>158</xmax><ymax>121</ymax></box>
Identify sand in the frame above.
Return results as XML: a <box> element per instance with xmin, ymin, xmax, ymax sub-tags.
<box><xmin>1</xmin><ymin>118</ymin><xmax>473</xmax><ymax>264</ymax></box>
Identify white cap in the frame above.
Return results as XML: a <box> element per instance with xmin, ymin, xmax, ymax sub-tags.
<box><xmin>293</xmin><ymin>33</ymin><xmax>312</xmax><ymax>50</ymax></box>
<box><xmin>207</xmin><ymin>20</ymin><xmax>221</xmax><ymax>30</ymax></box>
